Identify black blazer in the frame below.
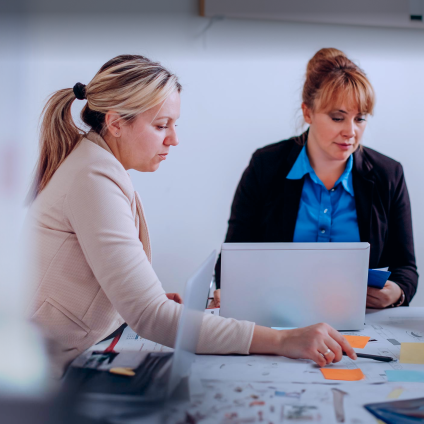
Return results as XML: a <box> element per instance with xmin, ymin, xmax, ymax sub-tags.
<box><xmin>215</xmin><ymin>132</ymin><xmax>418</xmax><ymax>305</ymax></box>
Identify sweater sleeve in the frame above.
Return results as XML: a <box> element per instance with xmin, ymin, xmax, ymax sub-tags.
<box><xmin>384</xmin><ymin>164</ymin><xmax>418</xmax><ymax>305</ymax></box>
<box><xmin>64</xmin><ymin>160</ymin><xmax>255</xmax><ymax>353</ymax></box>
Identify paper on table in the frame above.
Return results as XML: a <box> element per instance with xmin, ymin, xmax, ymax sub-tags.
<box><xmin>320</xmin><ymin>368</ymin><xmax>365</xmax><ymax>381</ymax></box>
<box><xmin>400</xmin><ymin>343</ymin><xmax>424</xmax><ymax>364</ymax></box>
<box><xmin>343</xmin><ymin>335</ymin><xmax>370</xmax><ymax>348</ymax></box>
<box><xmin>385</xmin><ymin>370</ymin><xmax>424</xmax><ymax>382</ymax></box>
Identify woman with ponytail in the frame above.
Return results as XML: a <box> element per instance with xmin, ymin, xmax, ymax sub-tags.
<box><xmin>213</xmin><ymin>48</ymin><xmax>418</xmax><ymax>309</ymax></box>
<box><xmin>26</xmin><ymin>55</ymin><xmax>356</xmax><ymax>378</ymax></box>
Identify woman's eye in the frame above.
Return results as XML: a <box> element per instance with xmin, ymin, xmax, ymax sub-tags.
<box><xmin>157</xmin><ymin>126</ymin><xmax>168</xmax><ymax>130</ymax></box>
<box><xmin>332</xmin><ymin>117</ymin><xmax>343</xmax><ymax>122</ymax></box>
<box><xmin>356</xmin><ymin>117</ymin><xmax>367</xmax><ymax>123</ymax></box>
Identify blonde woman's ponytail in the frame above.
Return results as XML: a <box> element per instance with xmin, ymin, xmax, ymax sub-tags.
<box><xmin>28</xmin><ymin>88</ymin><xmax>82</xmax><ymax>202</ymax></box>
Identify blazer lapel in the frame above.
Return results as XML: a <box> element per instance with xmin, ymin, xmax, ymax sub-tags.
<box><xmin>134</xmin><ymin>191</ymin><xmax>152</xmax><ymax>264</ymax></box>
<box><xmin>353</xmin><ymin>149</ymin><xmax>374</xmax><ymax>244</ymax></box>
<box><xmin>280</xmin><ymin>179</ymin><xmax>304</xmax><ymax>241</ymax></box>
<box><xmin>274</xmin><ymin>135</ymin><xmax>305</xmax><ymax>242</ymax></box>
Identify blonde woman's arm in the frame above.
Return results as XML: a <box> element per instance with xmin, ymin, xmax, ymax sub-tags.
<box><xmin>65</xmin><ymin>158</ymin><xmax>356</xmax><ymax>364</ymax></box>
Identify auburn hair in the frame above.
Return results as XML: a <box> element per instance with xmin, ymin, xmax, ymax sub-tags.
<box><xmin>28</xmin><ymin>54</ymin><xmax>181</xmax><ymax>202</ymax></box>
<box><xmin>303</xmin><ymin>48</ymin><xmax>375</xmax><ymax>115</ymax></box>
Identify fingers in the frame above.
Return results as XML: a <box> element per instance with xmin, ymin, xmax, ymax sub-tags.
<box><xmin>166</xmin><ymin>293</ymin><xmax>183</xmax><ymax>304</ymax></box>
<box><xmin>310</xmin><ymin>350</ymin><xmax>327</xmax><ymax>368</ymax></box>
<box><xmin>207</xmin><ymin>299</ymin><xmax>216</xmax><ymax>308</ymax></box>
<box><xmin>323</xmin><ymin>337</ymin><xmax>342</xmax><ymax>363</ymax></box>
<box><xmin>318</xmin><ymin>345</ymin><xmax>335</xmax><ymax>364</ymax></box>
<box><xmin>366</xmin><ymin>294</ymin><xmax>383</xmax><ymax>308</ymax></box>
<box><xmin>213</xmin><ymin>289</ymin><xmax>221</xmax><ymax>308</ymax></box>
<box><xmin>328</xmin><ymin>326</ymin><xmax>357</xmax><ymax>360</ymax></box>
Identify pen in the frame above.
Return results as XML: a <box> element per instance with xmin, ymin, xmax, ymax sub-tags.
<box><xmin>343</xmin><ymin>352</ymin><xmax>394</xmax><ymax>362</ymax></box>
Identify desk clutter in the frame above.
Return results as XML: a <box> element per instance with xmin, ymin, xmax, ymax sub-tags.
<box><xmin>78</xmin><ymin>307</ymin><xmax>424</xmax><ymax>422</ymax></box>
<box><xmin>164</xmin><ymin>380</ymin><xmax>424</xmax><ymax>424</ymax></box>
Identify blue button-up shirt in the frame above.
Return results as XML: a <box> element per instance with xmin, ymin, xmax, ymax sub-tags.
<box><xmin>286</xmin><ymin>145</ymin><xmax>360</xmax><ymax>243</ymax></box>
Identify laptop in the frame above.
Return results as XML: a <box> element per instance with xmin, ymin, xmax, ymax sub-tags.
<box><xmin>66</xmin><ymin>250</ymin><xmax>216</xmax><ymax>405</ymax></box>
<box><xmin>219</xmin><ymin>243</ymin><xmax>369</xmax><ymax>331</ymax></box>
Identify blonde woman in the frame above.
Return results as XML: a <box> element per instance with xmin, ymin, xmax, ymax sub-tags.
<box><xmin>26</xmin><ymin>55</ymin><xmax>356</xmax><ymax>378</ymax></box>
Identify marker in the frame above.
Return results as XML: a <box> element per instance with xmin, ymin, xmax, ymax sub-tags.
<box><xmin>343</xmin><ymin>352</ymin><xmax>394</xmax><ymax>362</ymax></box>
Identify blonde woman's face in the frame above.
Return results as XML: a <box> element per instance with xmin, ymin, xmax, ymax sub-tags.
<box><xmin>303</xmin><ymin>102</ymin><xmax>368</xmax><ymax>162</ymax></box>
<box><xmin>119</xmin><ymin>91</ymin><xmax>180</xmax><ymax>172</ymax></box>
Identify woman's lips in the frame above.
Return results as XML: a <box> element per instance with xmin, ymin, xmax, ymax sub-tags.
<box><xmin>335</xmin><ymin>143</ymin><xmax>353</xmax><ymax>151</ymax></box>
<box><xmin>158</xmin><ymin>154</ymin><xmax>168</xmax><ymax>160</ymax></box>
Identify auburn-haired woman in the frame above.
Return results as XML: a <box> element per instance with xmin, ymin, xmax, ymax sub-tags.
<box><xmin>213</xmin><ymin>48</ymin><xmax>418</xmax><ymax>309</ymax></box>
<box><xmin>25</xmin><ymin>55</ymin><xmax>356</xmax><ymax>377</ymax></box>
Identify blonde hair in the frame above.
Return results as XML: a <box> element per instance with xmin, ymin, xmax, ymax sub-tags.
<box><xmin>303</xmin><ymin>48</ymin><xmax>375</xmax><ymax>115</ymax></box>
<box><xmin>29</xmin><ymin>54</ymin><xmax>181</xmax><ymax>201</ymax></box>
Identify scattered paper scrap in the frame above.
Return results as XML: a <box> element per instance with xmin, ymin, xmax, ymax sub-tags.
<box><xmin>320</xmin><ymin>368</ymin><xmax>365</xmax><ymax>381</ymax></box>
<box><xmin>343</xmin><ymin>335</ymin><xmax>370</xmax><ymax>349</ymax></box>
<box><xmin>249</xmin><ymin>401</ymin><xmax>265</xmax><ymax>406</ymax></box>
<box><xmin>385</xmin><ymin>370</ymin><xmax>424</xmax><ymax>383</ymax></box>
<box><xmin>400</xmin><ymin>343</ymin><xmax>424</xmax><ymax>364</ymax></box>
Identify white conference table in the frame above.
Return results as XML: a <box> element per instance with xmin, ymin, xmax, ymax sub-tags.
<box><xmin>163</xmin><ymin>307</ymin><xmax>424</xmax><ymax>424</ymax></box>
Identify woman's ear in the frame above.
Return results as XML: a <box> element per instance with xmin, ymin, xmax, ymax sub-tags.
<box><xmin>301</xmin><ymin>103</ymin><xmax>313</xmax><ymax>125</ymax></box>
<box><xmin>105</xmin><ymin>111</ymin><xmax>122</xmax><ymax>137</ymax></box>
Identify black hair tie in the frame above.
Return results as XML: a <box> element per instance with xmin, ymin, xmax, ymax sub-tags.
<box><xmin>73</xmin><ymin>82</ymin><xmax>86</xmax><ymax>100</ymax></box>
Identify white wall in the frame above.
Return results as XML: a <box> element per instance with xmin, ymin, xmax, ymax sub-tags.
<box><xmin>4</xmin><ymin>0</ymin><xmax>424</xmax><ymax>305</ymax></box>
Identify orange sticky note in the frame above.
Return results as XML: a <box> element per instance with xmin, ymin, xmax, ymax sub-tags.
<box><xmin>343</xmin><ymin>335</ymin><xmax>370</xmax><ymax>349</ymax></box>
<box><xmin>320</xmin><ymin>368</ymin><xmax>365</xmax><ymax>381</ymax></box>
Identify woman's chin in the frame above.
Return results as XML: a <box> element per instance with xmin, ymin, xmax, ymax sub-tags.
<box><xmin>330</xmin><ymin>149</ymin><xmax>353</xmax><ymax>162</ymax></box>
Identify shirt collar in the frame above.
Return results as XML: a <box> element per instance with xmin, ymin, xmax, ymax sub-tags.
<box><xmin>286</xmin><ymin>144</ymin><xmax>355</xmax><ymax>196</ymax></box>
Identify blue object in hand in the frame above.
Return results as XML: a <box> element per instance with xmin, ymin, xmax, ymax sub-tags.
<box><xmin>368</xmin><ymin>269</ymin><xmax>391</xmax><ymax>289</ymax></box>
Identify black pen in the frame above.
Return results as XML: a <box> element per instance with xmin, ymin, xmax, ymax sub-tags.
<box><xmin>343</xmin><ymin>352</ymin><xmax>394</xmax><ymax>362</ymax></box>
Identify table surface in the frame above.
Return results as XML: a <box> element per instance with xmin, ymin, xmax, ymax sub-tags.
<box><xmin>163</xmin><ymin>307</ymin><xmax>424</xmax><ymax>424</ymax></box>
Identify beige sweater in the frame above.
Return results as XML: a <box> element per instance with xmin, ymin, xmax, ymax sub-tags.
<box><xmin>26</xmin><ymin>132</ymin><xmax>255</xmax><ymax>378</ymax></box>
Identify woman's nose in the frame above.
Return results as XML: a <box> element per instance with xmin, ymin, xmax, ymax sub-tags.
<box><xmin>164</xmin><ymin>128</ymin><xmax>179</xmax><ymax>147</ymax></box>
<box><xmin>342</xmin><ymin>119</ymin><xmax>355</xmax><ymax>139</ymax></box>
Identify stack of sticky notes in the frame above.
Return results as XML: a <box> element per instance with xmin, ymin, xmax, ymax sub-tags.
<box><xmin>384</xmin><ymin>343</ymin><xmax>424</xmax><ymax>382</ymax></box>
<box><xmin>320</xmin><ymin>335</ymin><xmax>370</xmax><ymax>381</ymax></box>
<box><xmin>400</xmin><ymin>343</ymin><xmax>424</xmax><ymax>364</ymax></box>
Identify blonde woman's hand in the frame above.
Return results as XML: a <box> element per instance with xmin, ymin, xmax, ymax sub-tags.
<box><xmin>166</xmin><ymin>293</ymin><xmax>183</xmax><ymax>304</ymax></box>
<box><xmin>207</xmin><ymin>289</ymin><xmax>221</xmax><ymax>308</ymax></box>
<box><xmin>250</xmin><ymin>323</ymin><xmax>357</xmax><ymax>367</ymax></box>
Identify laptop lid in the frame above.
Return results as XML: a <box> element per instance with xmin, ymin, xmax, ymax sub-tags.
<box><xmin>220</xmin><ymin>243</ymin><xmax>369</xmax><ymax>331</ymax></box>
<box><xmin>167</xmin><ymin>250</ymin><xmax>216</xmax><ymax>396</ymax></box>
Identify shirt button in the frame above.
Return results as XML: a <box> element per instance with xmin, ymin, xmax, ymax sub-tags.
<box><xmin>331</xmin><ymin>188</ymin><xmax>335</xmax><ymax>192</ymax></box>
<box><xmin>324</xmin><ymin>209</ymin><xmax>328</xmax><ymax>213</ymax></box>
<box><xmin>321</xmin><ymin>229</ymin><xmax>326</xmax><ymax>234</ymax></box>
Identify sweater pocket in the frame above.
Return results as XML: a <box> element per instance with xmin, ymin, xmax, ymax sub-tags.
<box><xmin>32</xmin><ymin>297</ymin><xmax>91</xmax><ymax>349</ymax></box>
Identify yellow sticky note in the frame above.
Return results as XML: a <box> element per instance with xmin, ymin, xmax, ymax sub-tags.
<box><xmin>400</xmin><ymin>343</ymin><xmax>424</xmax><ymax>364</ymax></box>
<box><xmin>343</xmin><ymin>335</ymin><xmax>370</xmax><ymax>349</ymax></box>
<box><xmin>387</xmin><ymin>388</ymin><xmax>404</xmax><ymax>399</ymax></box>
<box><xmin>110</xmin><ymin>367</ymin><xmax>135</xmax><ymax>377</ymax></box>
<box><xmin>320</xmin><ymin>368</ymin><xmax>365</xmax><ymax>381</ymax></box>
